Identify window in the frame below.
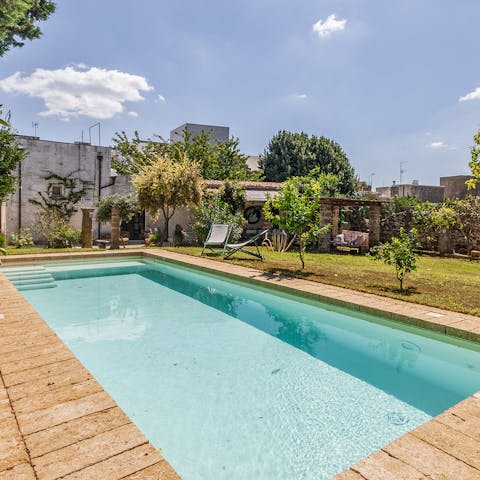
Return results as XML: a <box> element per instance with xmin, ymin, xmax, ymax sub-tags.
<box><xmin>50</xmin><ymin>185</ymin><xmax>63</xmax><ymax>198</ymax></box>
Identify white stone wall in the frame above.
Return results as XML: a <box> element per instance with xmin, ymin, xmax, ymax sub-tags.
<box><xmin>4</xmin><ymin>136</ymin><xmax>112</xmax><ymax>241</ymax></box>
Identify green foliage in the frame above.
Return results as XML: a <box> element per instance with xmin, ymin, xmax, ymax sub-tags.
<box><xmin>29</xmin><ymin>171</ymin><xmax>88</xmax><ymax>220</ymax></box>
<box><xmin>263</xmin><ymin>176</ymin><xmax>330</xmax><ymax>268</ymax></box>
<box><xmin>0</xmin><ymin>122</ymin><xmax>26</xmax><ymax>202</ymax></box>
<box><xmin>466</xmin><ymin>129</ymin><xmax>480</xmax><ymax>189</ymax></box>
<box><xmin>0</xmin><ymin>233</ymin><xmax>6</xmax><ymax>247</ymax></box>
<box><xmin>260</xmin><ymin>130</ymin><xmax>355</xmax><ymax>195</ymax></box>
<box><xmin>369</xmin><ymin>228</ymin><xmax>420</xmax><ymax>291</ymax></box>
<box><xmin>190</xmin><ymin>193</ymin><xmax>246</xmax><ymax>244</ymax></box>
<box><xmin>112</xmin><ymin>128</ymin><xmax>261</xmax><ymax>180</ymax></box>
<box><xmin>450</xmin><ymin>196</ymin><xmax>480</xmax><ymax>254</ymax></box>
<box><xmin>133</xmin><ymin>156</ymin><xmax>202</xmax><ymax>241</ymax></box>
<box><xmin>9</xmin><ymin>227</ymin><xmax>34</xmax><ymax>248</ymax></box>
<box><xmin>218</xmin><ymin>181</ymin><xmax>246</xmax><ymax>213</ymax></box>
<box><xmin>308</xmin><ymin>169</ymin><xmax>342</xmax><ymax>196</ymax></box>
<box><xmin>412</xmin><ymin>203</ymin><xmax>456</xmax><ymax>249</ymax></box>
<box><xmin>0</xmin><ymin>0</ymin><xmax>56</xmax><ymax>56</ymax></box>
<box><xmin>381</xmin><ymin>195</ymin><xmax>422</xmax><ymax>217</ymax></box>
<box><xmin>33</xmin><ymin>210</ymin><xmax>80</xmax><ymax>247</ymax></box>
<box><xmin>96</xmin><ymin>194</ymin><xmax>138</xmax><ymax>223</ymax></box>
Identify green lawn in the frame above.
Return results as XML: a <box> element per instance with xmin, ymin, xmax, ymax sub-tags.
<box><xmin>164</xmin><ymin>246</ymin><xmax>480</xmax><ymax>317</ymax></box>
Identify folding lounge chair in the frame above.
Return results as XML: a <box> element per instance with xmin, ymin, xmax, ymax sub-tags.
<box><xmin>201</xmin><ymin>224</ymin><xmax>232</xmax><ymax>256</ymax></box>
<box><xmin>223</xmin><ymin>229</ymin><xmax>269</xmax><ymax>260</ymax></box>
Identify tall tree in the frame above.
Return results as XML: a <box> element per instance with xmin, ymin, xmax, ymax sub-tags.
<box><xmin>0</xmin><ymin>0</ymin><xmax>56</xmax><ymax>56</ymax></box>
<box><xmin>0</xmin><ymin>118</ymin><xmax>26</xmax><ymax>203</ymax></box>
<box><xmin>260</xmin><ymin>130</ymin><xmax>355</xmax><ymax>195</ymax></box>
<box><xmin>132</xmin><ymin>156</ymin><xmax>202</xmax><ymax>241</ymax></box>
<box><xmin>466</xmin><ymin>129</ymin><xmax>480</xmax><ymax>189</ymax></box>
<box><xmin>112</xmin><ymin>128</ymin><xmax>261</xmax><ymax>180</ymax></box>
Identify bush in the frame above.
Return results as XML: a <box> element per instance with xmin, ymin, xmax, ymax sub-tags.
<box><xmin>0</xmin><ymin>233</ymin><xmax>6</xmax><ymax>248</ymax></box>
<box><xmin>33</xmin><ymin>210</ymin><xmax>81</xmax><ymax>248</ymax></box>
<box><xmin>191</xmin><ymin>193</ymin><xmax>246</xmax><ymax>243</ymax></box>
<box><xmin>9</xmin><ymin>228</ymin><xmax>34</xmax><ymax>248</ymax></box>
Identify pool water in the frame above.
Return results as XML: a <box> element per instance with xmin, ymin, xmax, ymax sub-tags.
<box><xmin>8</xmin><ymin>259</ymin><xmax>480</xmax><ymax>480</ymax></box>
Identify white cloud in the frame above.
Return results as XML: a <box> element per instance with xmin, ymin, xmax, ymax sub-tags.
<box><xmin>0</xmin><ymin>66</ymin><xmax>153</xmax><ymax>119</ymax></box>
<box><xmin>427</xmin><ymin>141</ymin><xmax>447</xmax><ymax>149</ymax></box>
<box><xmin>128</xmin><ymin>111</ymin><xmax>138</xmax><ymax>117</ymax></box>
<box><xmin>459</xmin><ymin>87</ymin><xmax>480</xmax><ymax>102</ymax></box>
<box><xmin>157</xmin><ymin>94</ymin><xmax>166</xmax><ymax>102</ymax></box>
<box><xmin>294</xmin><ymin>93</ymin><xmax>308</xmax><ymax>99</ymax></box>
<box><xmin>313</xmin><ymin>14</ymin><xmax>347</xmax><ymax>39</ymax></box>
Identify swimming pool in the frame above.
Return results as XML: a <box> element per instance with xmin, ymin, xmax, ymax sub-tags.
<box><xmin>5</xmin><ymin>258</ymin><xmax>480</xmax><ymax>479</ymax></box>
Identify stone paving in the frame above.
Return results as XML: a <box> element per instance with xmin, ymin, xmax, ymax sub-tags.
<box><xmin>0</xmin><ymin>268</ymin><xmax>180</xmax><ymax>480</ymax></box>
<box><xmin>2</xmin><ymin>248</ymin><xmax>480</xmax><ymax>479</ymax></box>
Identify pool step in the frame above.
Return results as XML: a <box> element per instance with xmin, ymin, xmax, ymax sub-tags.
<box><xmin>4</xmin><ymin>269</ymin><xmax>57</xmax><ymax>291</ymax></box>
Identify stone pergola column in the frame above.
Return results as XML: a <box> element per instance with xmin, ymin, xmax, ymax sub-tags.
<box><xmin>369</xmin><ymin>204</ymin><xmax>381</xmax><ymax>248</ymax></box>
<box><xmin>318</xmin><ymin>202</ymin><xmax>333</xmax><ymax>252</ymax></box>
<box><xmin>81</xmin><ymin>208</ymin><xmax>94</xmax><ymax>248</ymax></box>
<box><xmin>110</xmin><ymin>207</ymin><xmax>120</xmax><ymax>250</ymax></box>
<box><xmin>332</xmin><ymin>205</ymin><xmax>340</xmax><ymax>237</ymax></box>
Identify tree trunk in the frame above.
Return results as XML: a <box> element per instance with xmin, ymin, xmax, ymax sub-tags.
<box><xmin>110</xmin><ymin>207</ymin><xmax>120</xmax><ymax>249</ymax></box>
<box><xmin>299</xmin><ymin>240</ymin><xmax>305</xmax><ymax>269</ymax></box>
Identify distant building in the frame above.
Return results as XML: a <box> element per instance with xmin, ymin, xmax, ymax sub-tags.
<box><xmin>376</xmin><ymin>181</ymin><xmax>444</xmax><ymax>203</ymax></box>
<box><xmin>170</xmin><ymin>123</ymin><xmax>229</xmax><ymax>145</ymax></box>
<box><xmin>440</xmin><ymin>175</ymin><xmax>480</xmax><ymax>200</ymax></box>
<box><xmin>246</xmin><ymin>155</ymin><xmax>260</xmax><ymax>171</ymax></box>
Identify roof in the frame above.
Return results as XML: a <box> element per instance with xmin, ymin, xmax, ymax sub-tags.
<box><xmin>245</xmin><ymin>190</ymin><xmax>278</xmax><ymax>202</ymax></box>
<box><xmin>201</xmin><ymin>180</ymin><xmax>283</xmax><ymax>191</ymax></box>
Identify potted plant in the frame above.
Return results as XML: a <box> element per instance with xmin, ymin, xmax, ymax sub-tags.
<box><xmin>173</xmin><ymin>224</ymin><xmax>186</xmax><ymax>246</ymax></box>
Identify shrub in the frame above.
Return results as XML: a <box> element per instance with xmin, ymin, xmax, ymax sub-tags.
<box><xmin>33</xmin><ymin>210</ymin><xmax>81</xmax><ymax>248</ymax></box>
<box><xmin>0</xmin><ymin>233</ymin><xmax>6</xmax><ymax>248</ymax></box>
<box><xmin>9</xmin><ymin>228</ymin><xmax>34</xmax><ymax>248</ymax></box>
<box><xmin>191</xmin><ymin>193</ymin><xmax>245</xmax><ymax>243</ymax></box>
<box><xmin>369</xmin><ymin>228</ymin><xmax>420</xmax><ymax>291</ymax></box>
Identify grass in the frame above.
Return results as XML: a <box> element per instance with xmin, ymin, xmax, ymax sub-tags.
<box><xmin>164</xmin><ymin>246</ymin><xmax>480</xmax><ymax>317</ymax></box>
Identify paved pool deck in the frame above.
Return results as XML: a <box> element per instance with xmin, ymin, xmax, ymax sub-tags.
<box><xmin>1</xmin><ymin>248</ymin><xmax>480</xmax><ymax>480</ymax></box>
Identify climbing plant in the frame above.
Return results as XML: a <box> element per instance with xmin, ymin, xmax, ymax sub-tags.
<box><xmin>29</xmin><ymin>171</ymin><xmax>89</xmax><ymax>220</ymax></box>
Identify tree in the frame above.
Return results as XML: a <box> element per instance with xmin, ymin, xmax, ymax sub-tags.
<box><xmin>451</xmin><ymin>196</ymin><xmax>480</xmax><ymax>255</ymax></box>
<box><xmin>260</xmin><ymin>130</ymin><xmax>355</xmax><ymax>195</ymax></box>
<box><xmin>263</xmin><ymin>176</ymin><xmax>331</xmax><ymax>269</ymax></box>
<box><xmin>466</xmin><ymin>129</ymin><xmax>480</xmax><ymax>189</ymax></box>
<box><xmin>369</xmin><ymin>228</ymin><xmax>420</xmax><ymax>291</ymax></box>
<box><xmin>0</xmin><ymin>0</ymin><xmax>56</xmax><ymax>57</ymax></box>
<box><xmin>112</xmin><ymin>128</ymin><xmax>261</xmax><ymax>181</ymax></box>
<box><xmin>96</xmin><ymin>194</ymin><xmax>138</xmax><ymax>249</ymax></box>
<box><xmin>132</xmin><ymin>156</ymin><xmax>202</xmax><ymax>242</ymax></box>
<box><xmin>412</xmin><ymin>202</ymin><xmax>456</xmax><ymax>251</ymax></box>
<box><xmin>0</xmin><ymin>120</ymin><xmax>26</xmax><ymax>203</ymax></box>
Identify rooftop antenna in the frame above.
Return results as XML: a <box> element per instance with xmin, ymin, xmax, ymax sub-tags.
<box><xmin>32</xmin><ymin>121</ymin><xmax>39</xmax><ymax>137</ymax></box>
<box><xmin>88</xmin><ymin>122</ymin><xmax>101</xmax><ymax>146</ymax></box>
<box><xmin>400</xmin><ymin>161</ymin><xmax>408</xmax><ymax>184</ymax></box>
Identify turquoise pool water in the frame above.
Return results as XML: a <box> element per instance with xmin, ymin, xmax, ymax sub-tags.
<box><xmin>6</xmin><ymin>258</ymin><xmax>480</xmax><ymax>479</ymax></box>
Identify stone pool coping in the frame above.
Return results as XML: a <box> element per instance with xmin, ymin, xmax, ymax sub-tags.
<box><xmin>1</xmin><ymin>248</ymin><xmax>480</xmax><ymax>479</ymax></box>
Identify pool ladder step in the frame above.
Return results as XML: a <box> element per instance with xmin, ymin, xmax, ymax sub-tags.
<box><xmin>4</xmin><ymin>269</ymin><xmax>57</xmax><ymax>291</ymax></box>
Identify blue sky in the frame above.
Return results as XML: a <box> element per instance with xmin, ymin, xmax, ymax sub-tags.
<box><xmin>1</xmin><ymin>0</ymin><xmax>479</xmax><ymax>186</ymax></box>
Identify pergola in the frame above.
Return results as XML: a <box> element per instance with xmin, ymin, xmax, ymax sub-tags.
<box><xmin>318</xmin><ymin>197</ymin><xmax>388</xmax><ymax>251</ymax></box>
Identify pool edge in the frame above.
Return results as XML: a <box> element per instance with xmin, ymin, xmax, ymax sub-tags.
<box><xmin>2</xmin><ymin>248</ymin><xmax>480</xmax><ymax>479</ymax></box>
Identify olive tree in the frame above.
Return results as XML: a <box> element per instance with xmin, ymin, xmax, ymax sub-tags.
<box><xmin>132</xmin><ymin>156</ymin><xmax>202</xmax><ymax>242</ymax></box>
<box><xmin>96</xmin><ymin>194</ymin><xmax>138</xmax><ymax>249</ymax></box>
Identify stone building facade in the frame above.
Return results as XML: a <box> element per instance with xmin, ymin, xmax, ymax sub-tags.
<box><xmin>376</xmin><ymin>182</ymin><xmax>445</xmax><ymax>203</ymax></box>
<box><xmin>440</xmin><ymin>175</ymin><xmax>480</xmax><ymax>200</ymax></box>
<box><xmin>0</xmin><ymin>136</ymin><xmax>117</xmax><ymax>240</ymax></box>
